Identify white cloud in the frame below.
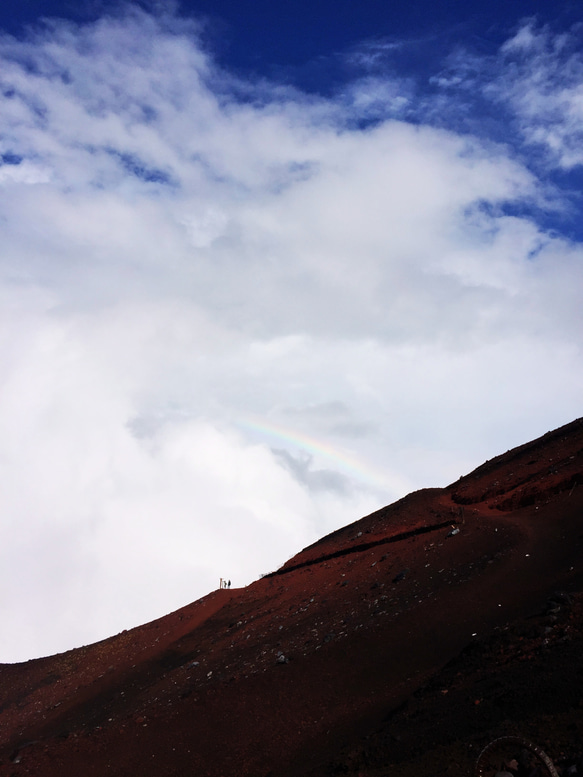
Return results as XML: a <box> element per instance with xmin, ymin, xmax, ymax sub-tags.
<box><xmin>488</xmin><ymin>21</ymin><xmax>583</xmax><ymax>169</ymax></box>
<box><xmin>0</xmin><ymin>8</ymin><xmax>582</xmax><ymax>661</ymax></box>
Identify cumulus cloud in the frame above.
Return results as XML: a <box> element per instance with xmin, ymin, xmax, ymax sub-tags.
<box><xmin>0</xmin><ymin>8</ymin><xmax>582</xmax><ymax>661</ymax></box>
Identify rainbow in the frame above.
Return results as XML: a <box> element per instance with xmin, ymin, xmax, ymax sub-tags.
<box><xmin>238</xmin><ymin>417</ymin><xmax>397</xmax><ymax>492</ymax></box>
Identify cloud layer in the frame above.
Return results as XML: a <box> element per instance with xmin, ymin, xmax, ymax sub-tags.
<box><xmin>1</xmin><ymin>8</ymin><xmax>582</xmax><ymax>661</ymax></box>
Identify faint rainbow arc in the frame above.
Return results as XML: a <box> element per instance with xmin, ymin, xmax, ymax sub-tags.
<box><xmin>238</xmin><ymin>418</ymin><xmax>389</xmax><ymax>490</ymax></box>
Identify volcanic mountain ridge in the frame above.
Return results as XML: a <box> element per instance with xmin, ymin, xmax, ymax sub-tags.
<box><xmin>1</xmin><ymin>417</ymin><xmax>583</xmax><ymax>777</ymax></box>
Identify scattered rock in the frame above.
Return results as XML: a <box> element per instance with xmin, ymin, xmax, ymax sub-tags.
<box><xmin>552</xmin><ymin>591</ymin><xmax>573</xmax><ymax>606</ymax></box>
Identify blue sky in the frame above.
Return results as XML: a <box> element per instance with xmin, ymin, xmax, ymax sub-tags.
<box><xmin>1</xmin><ymin>1</ymin><xmax>582</xmax><ymax>662</ymax></box>
<box><xmin>1</xmin><ymin>1</ymin><xmax>579</xmax><ymax>77</ymax></box>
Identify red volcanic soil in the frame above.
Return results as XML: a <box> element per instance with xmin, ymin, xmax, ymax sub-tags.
<box><xmin>1</xmin><ymin>418</ymin><xmax>583</xmax><ymax>777</ymax></box>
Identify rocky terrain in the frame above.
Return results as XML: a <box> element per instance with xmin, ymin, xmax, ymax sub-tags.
<box><xmin>1</xmin><ymin>418</ymin><xmax>582</xmax><ymax>777</ymax></box>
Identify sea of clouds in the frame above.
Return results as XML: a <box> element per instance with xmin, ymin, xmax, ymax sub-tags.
<box><xmin>0</xmin><ymin>8</ymin><xmax>581</xmax><ymax>660</ymax></box>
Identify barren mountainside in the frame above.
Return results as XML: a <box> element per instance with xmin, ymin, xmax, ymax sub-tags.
<box><xmin>1</xmin><ymin>418</ymin><xmax>583</xmax><ymax>777</ymax></box>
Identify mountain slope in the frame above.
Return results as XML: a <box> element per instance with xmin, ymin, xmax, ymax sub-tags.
<box><xmin>1</xmin><ymin>418</ymin><xmax>582</xmax><ymax>777</ymax></box>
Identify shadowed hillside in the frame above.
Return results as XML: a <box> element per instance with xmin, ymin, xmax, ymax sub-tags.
<box><xmin>1</xmin><ymin>418</ymin><xmax>583</xmax><ymax>777</ymax></box>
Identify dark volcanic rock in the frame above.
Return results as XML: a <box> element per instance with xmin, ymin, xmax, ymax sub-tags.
<box><xmin>1</xmin><ymin>418</ymin><xmax>583</xmax><ymax>777</ymax></box>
